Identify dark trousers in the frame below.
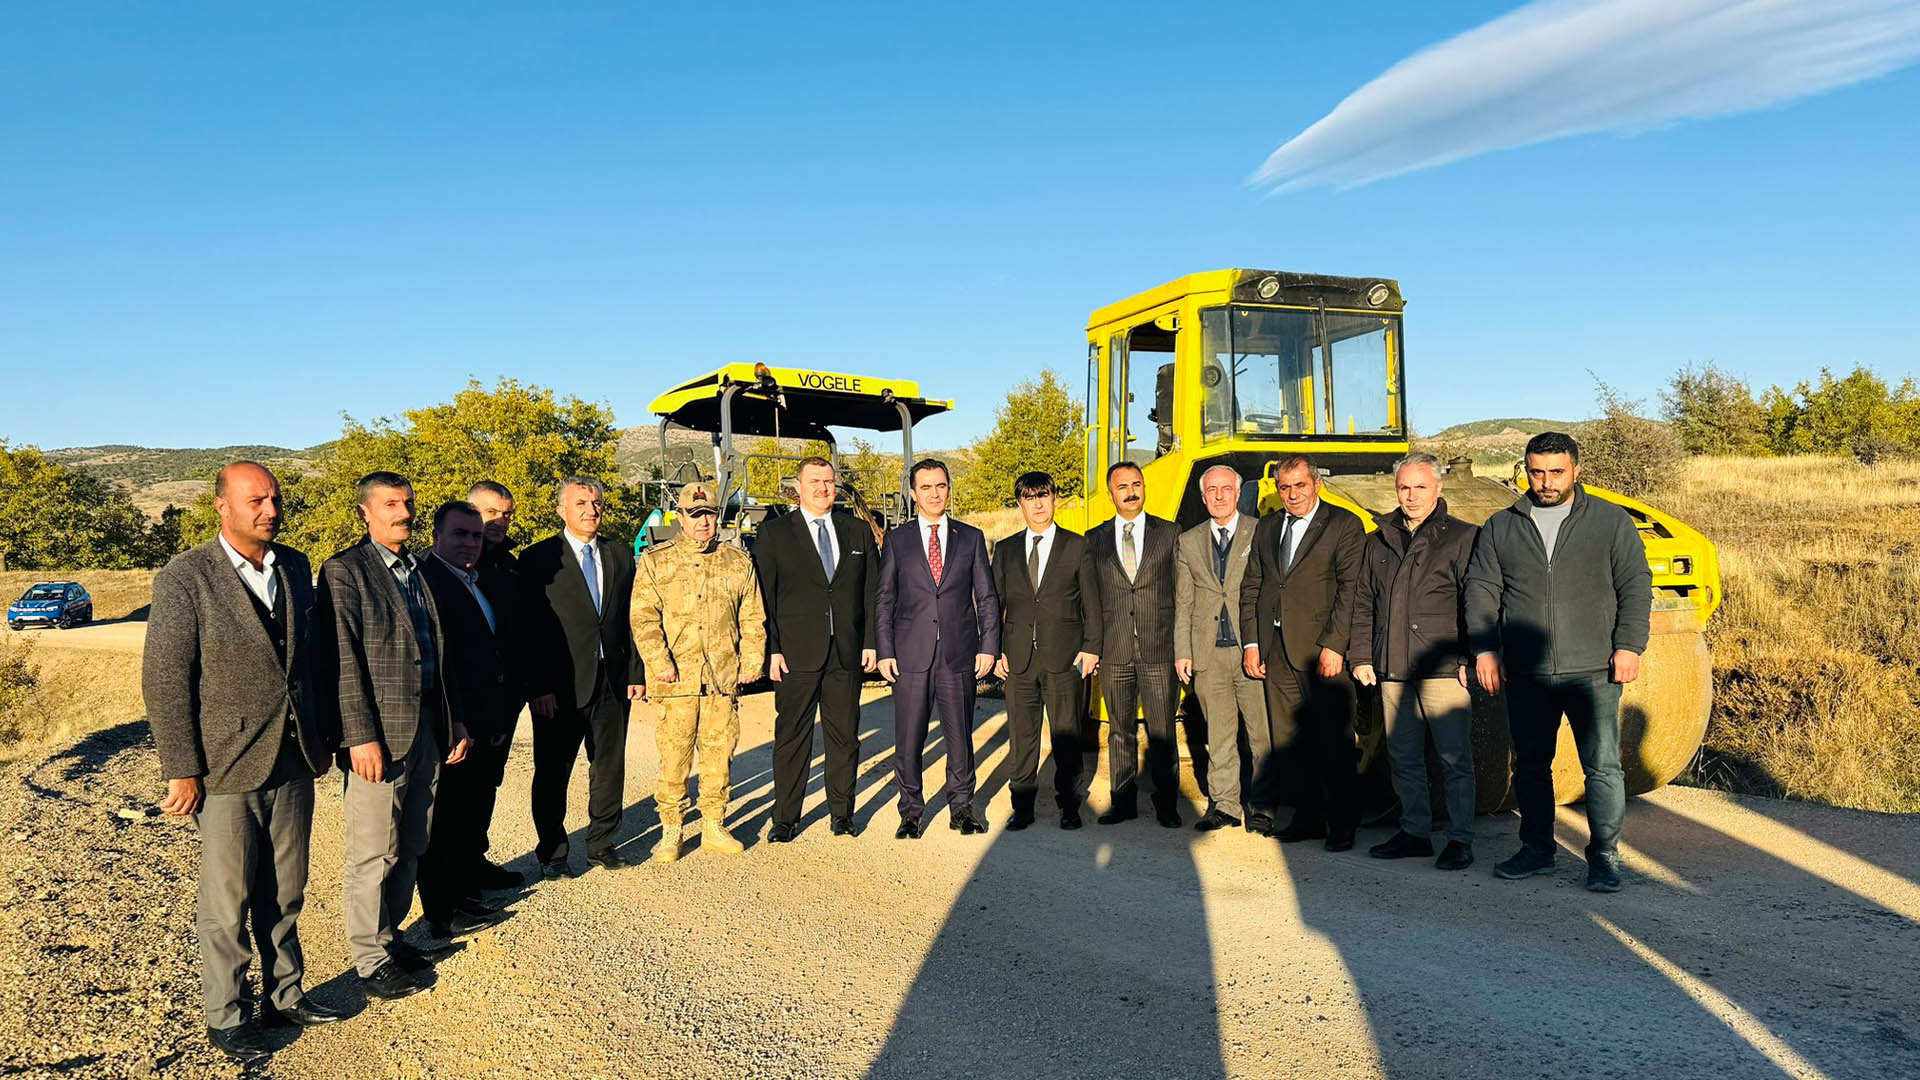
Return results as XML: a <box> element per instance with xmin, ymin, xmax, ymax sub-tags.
<box><xmin>1506</xmin><ymin>671</ymin><xmax>1625</xmax><ymax>859</ymax></box>
<box><xmin>771</xmin><ymin>655</ymin><xmax>862</xmax><ymax>824</ymax></box>
<box><xmin>1004</xmin><ymin>666</ymin><xmax>1084</xmax><ymax>812</ymax></box>
<box><xmin>892</xmin><ymin>663</ymin><xmax>978</xmax><ymax>820</ymax></box>
<box><xmin>531</xmin><ymin>669</ymin><xmax>629</xmax><ymax>863</ymax></box>
<box><xmin>1103</xmin><ymin>660</ymin><xmax>1179</xmax><ymax>813</ymax></box>
<box><xmin>1262</xmin><ymin>661</ymin><xmax>1359</xmax><ymax>831</ymax></box>
<box><xmin>194</xmin><ymin>777</ymin><xmax>314</xmax><ymax>1029</ymax></box>
<box><xmin>418</xmin><ymin>732</ymin><xmax>512</xmax><ymax>919</ymax></box>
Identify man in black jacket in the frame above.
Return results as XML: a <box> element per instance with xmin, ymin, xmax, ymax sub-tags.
<box><xmin>1239</xmin><ymin>455</ymin><xmax>1367</xmax><ymax>850</ymax></box>
<box><xmin>1086</xmin><ymin>462</ymin><xmax>1183</xmax><ymax>828</ymax></box>
<box><xmin>145</xmin><ymin>462</ymin><xmax>344</xmax><ymax>1064</ymax></box>
<box><xmin>519</xmin><ymin>477</ymin><xmax>645</xmax><ymax>876</ymax></box>
<box><xmin>1350</xmin><ymin>453</ymin><xmax>1478</xmax><ymax>870</ymax></box>
<box><xmin>751</xmin><ymin>457</ymin><xmax>879</xmax><ymax>841</ymax></box>
<box><xmin>468</xmin><ymin>479</ymin><xmax>519</xmax><ymax>574</ymax></box>
<box><xmin>1466</xmin><ymin>432</ymin><xmax>1652</xmax><ymax>893</ymax></box>
<box><xmin>992</xmin><ymin>471</ymin><xmax>1101</xmax><ymax>831</ymax></box>
<box><xmin>418</xmin><ymin>501</ymin><xmax>522</xmax><ymax>937</ymax></box>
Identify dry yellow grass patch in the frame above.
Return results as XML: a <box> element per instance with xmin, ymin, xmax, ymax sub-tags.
<box><xmin>1660</xmin><ymin>455</ymin><xmax>1920</xmax><ymax>812</ymax></box>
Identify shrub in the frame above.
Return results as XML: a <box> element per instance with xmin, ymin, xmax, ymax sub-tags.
<box><xmin>0</xmin><ymin>635</ymin><xmax>41</xmax><ymax>747</ymax></box>
<box><xmin>1575</xmin><ymin>379</ymin><xmax>1685</xmax><ymax>497</ymax></box>
<box><xmin>1660</xmin><ymin>363</ymin><xmax>1769</xmax><ymax>456</ymax></box>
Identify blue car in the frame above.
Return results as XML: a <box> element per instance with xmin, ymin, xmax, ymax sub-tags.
<box><xmin>7</xmin><ymin>581</ymin><xmax>93</xmax><ymax>630</ymax></box>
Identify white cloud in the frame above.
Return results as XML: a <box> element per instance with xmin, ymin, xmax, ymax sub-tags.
<box><xmin>1252</xmin><ymin>0</ymin><xmax>1920</xmax><ymax>192</ymax></box>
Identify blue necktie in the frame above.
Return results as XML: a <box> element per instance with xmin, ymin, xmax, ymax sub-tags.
<box><xmin>815</xmin><ymin>519</ymin><xmax>835</xmax><ymax>579</ymax></box>
<box><xmin>580</xmin><ymin>540</ymin><xmax>602</xmax><ymax>613</ymax></box>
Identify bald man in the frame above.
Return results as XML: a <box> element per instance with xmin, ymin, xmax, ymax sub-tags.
<box><xmin>146</xmin><ymin>462</ymin><xmax>344</xmax><ymax>1065</ymax></box>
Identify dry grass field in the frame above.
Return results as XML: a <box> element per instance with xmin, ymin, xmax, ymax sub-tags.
<box><xmin>1659</xmin><ymin>456</ymin><xmax>1920</xmax><ymax>813</ymax></box>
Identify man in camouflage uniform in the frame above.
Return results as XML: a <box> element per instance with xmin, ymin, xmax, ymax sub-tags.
<box><xmin>631</xmin><ymin>482</ymin><xmax>767</xmax><ymax>862</ymax></box>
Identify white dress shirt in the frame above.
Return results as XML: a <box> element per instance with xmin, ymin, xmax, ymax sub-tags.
<box><xmin>1210</xmin><ymin>513</ymin><xmax>1242</xmax><ymax>550</ymax></box>
<box><xmin>1023</xmin><ymin>523</ymin><xmax>1058</xmax><ymax>587</ymax></box>
<box><xmin>1280</xmin><ymin>500</ymin><xmax>1321</xmax><ymax>568</ymax></box>
<box><xmin>218</xmin><ymin>533</ymin><xmax>277</xmax><ymax>608</ymax></box>
<box><xmin>799</xmin><ymin>507</ymin><xmax>840</xmax><ymax>570</ymax></box>
<box><xmin>919</xmin><ymin>514</ymin><xmax>952</xmax><ymax>567</ymax></box>
<box><xmin>564</xmin><ymin>531</ymin><xmax>603</xmax><ymax>604</ymax></box>
<box><xmin>434</xmin><ymin>553</ymin><xmax>496</xmax><ymax>633</ymax></box>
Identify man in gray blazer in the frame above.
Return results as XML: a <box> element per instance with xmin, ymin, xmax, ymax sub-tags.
<box><xmin>146</xmin><ymin>462</ymin><xmax>344</xmax><ymax>1065</ymax></box>
<box><xmin>1174</xmin><ymin>465</ymin><xmax>1272</xmax><ymax>834</ymax></box>
<box><xmin>314</xmin><ymin>472</ymin><xmax>471</xmax><ymax>1001</ymax></box>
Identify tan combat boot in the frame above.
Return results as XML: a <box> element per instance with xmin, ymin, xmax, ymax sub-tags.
<box><xmin>654</xmin><ymin>820</ymin><xmax>683</xmax><ymax>864</ymax></box>
<box><xmin>700</xmin><ymin>818</ymin><xmax>744</xmax><ymax>855</ymax></box>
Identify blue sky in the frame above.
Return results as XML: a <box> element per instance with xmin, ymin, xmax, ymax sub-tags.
<box><xmin>3</xmin><ymin>2</ymin><xmax>1916</xmax><ymax>453</ymax></box>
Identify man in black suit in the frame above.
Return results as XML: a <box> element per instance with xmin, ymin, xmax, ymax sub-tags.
<box><xmin>518</xmin><ymin>477</ymin><xmax>645</xmax><ymax>876</ymax></box>
<box><xmin>1085</xmin><ymin>461</ymin><xmax>1184</xmax><ymax>828</ymax></box>
<box><xmin>992</xmin><ymin>471</ymin><xmax>1101</xmax><ymax>831</ymax></box>
<box><xmin>418</xmin><ymin>501</ymin><xmax>522</xmax><ymax>938</ymax></box>
<box><xmin>468</xmin><ymin>479</ymin><xmax>519</xmax><ymax>574</ymax></box>
<box><xmin>315</xmin><ymin>472</ymin><xmax>472</xmax><ymax>1001</ymax></box>
<box><xmin>145</xmin><ymin>462</ymin><xmax>344</xmax><ymax>1065</ymax></box>
<box><xmin>1240</xmin><ymin>455</ymin><xmax>1367</xmax><ymax>850</ymax></box>
<box><xmin>751</xmin><ymin>456</ymin><xmax>879</xmax><ymax>841</ymax></box>
<box><xmin>876</xmin><ymin>459</ymin><xmax>999</xmax><ymax>837</ymax></box>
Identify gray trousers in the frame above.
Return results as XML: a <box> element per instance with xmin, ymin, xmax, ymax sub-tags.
<box><xmin>343</xmin><ymin>722</ymin><xmax>439</xmax><ymax>977</ymax></box>
<box><xmin>195</xmin><ymin>777</ymin><xmax>315</xmax><ymax>1028</ymax></box>
<box><xmin>1381</xmin><ymin>677</ymin><xmax>1477</xmax><ymax>844</ymax></box>
<box><xmin>1191</xmin><ymin>647</ymin><xmax>1272</xmax><ymax>819</ymax></box>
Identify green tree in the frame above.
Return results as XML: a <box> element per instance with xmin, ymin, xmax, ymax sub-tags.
<box><xmin>269</xmin><ymin>380</ymin><xmax>637</xmax><ymax>560</ymax></box>
<box><xmin>1660</xmin><ymin>363</ymin><xmax>1769</xmax><ymax>456</ymax></box>
<box><xmin>0</xmin><ymin>443</ymin><xmax>171</xmax><ymax>569</ymax></box>
<box><xmin>1779</xmin><ymin>367</ymin><xmax>1920</xmax><ymax>463</ymax></box>
<box><xmin>1576</xmin><ymin>380</ymin><xmax>1684</xmax><ymax>498</ymax></box>
<box><xmin>741</xmin><ymin>437</ymin><xmax>833</xmax><ymax>504</ymax></box>
<box><xmin>952</xmin><ymin>369</ymin><xmax>1086</xmax><ymax>514</ymax></box>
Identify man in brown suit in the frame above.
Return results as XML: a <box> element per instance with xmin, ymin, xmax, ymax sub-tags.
<box><xmin>1240</xmin><ymin>455</ymin><xmax>1366</xmax><ymax>849</ymax></box>
<box><xmin>314</xmin><ymin>472</ymin><xmax>471</xmax><ymax>1001</ymax></box>
<box><xmin>145</xmin><ymin>462</ymin><xmax>343</xmax><ymax>1065</ymax></box>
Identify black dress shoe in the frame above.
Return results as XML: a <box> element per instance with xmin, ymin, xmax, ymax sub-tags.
<box><xmin>1097</xmin><ymin>808</ymin><xmax>1138</xmax><ymax>825</ymax></box>
<box><xmin>389</xmin><ymin>938</ymin><xmax>458</xmax><ymax>972</ymax></box>
<box><xmin>208</xmin><ymin>1023</ymin><xmax>274</xmax><ymax>1064</ymax></box>
<box><xmin>895</xmin><ymin>817</ymin><xmax>922</xmax><ymax>839</ymax></box>
<box><xmin>587</xmin><ymin>849</ymin><xmax>641</xmax><ymax>871</ymax></box>
<box><xmin>1324</xmin><ymin>828</ymin><xmax>1356</xmax><ymax>852</ymax></box>
<box><xmin>1369</xmin><ymin>830</ymin><xmax>1435</xmax><ymax>859</ymax></box>
<box><xmin>472</xmin><ymin>860</ymin><xmax>528</xmax><ymax>890</ymax></box>
<box><xmin>1006</xmin><ymin>808</ymin><xmax>1035</xmax><ymax>831</ymax></box>
<box><xmin>1195</xmin><ymin>809</ymin><xmax>1242</xmax><ymax>832</ymax></box>
<box><xmin>360</xmin><ymin>960</ymin><xmax>428</xmax><ymax>1001</ymax></box>
<box><xmin>1245</xmin><ymin>813</ymin><xmax>1276</xmax><ymax>837</ymax></box>
<box><xmin>768</xmin><ymin>821</ymin><xmax>798</xmax><ymax>843</ymax></box>
<box><xmin>1155</xmin><ymin>809</ymin><xmax>1183</xmax><ymax>829</ymax></box>
<box><xmin>830</xmin><ymin>815</ymin><xmax>860</xmax><ymax>837</ymax></box>
<box><xmin>540</xmin><ymin>858</ymin><xmax>577</xmax><ymax>880</ymax></box>
<box><xmin>1060</xmin><ymin>807</ymin><xmax>1084</xmax><ymax>830</ymax></box>
<box><xmin>262</xmin><ymin>995</ymin><xmax>348</xmax><ymax>1027</ymax></box>
<box><xmin>949</xmin><ymin>812</ymin><xmax>988</xmax><ymax>835</ymax></box>
<box><xmin>427</xmin><ymin>906</ymin><xmax>507</xmax><ymax>940</ymax></box>
<box><xmin>1274</xmin><ymin>819</ymin><xmax>1328</xmax><ymax>843</ymax></box>
<box><xmin>1435</xmin><ymin>841</ymin><xmax>1474</xmax><ymax>871</ymax></box>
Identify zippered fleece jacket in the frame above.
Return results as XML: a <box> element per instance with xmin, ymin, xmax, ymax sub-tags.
<box><xmin>1463</xmin><ymin>486</ymin><xmax>1652</xmax><ymax>677</ymax></box>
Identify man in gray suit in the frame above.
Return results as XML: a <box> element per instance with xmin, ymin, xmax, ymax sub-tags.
<box><xmin>1174</xmin><ymin>465</ymin><xmax>1272</xmax><ymax>834</ymax></box>
<box><xmin>146</xmin><ymin>462</ymin><xmax>344</xmax><ymax>1065</ymax></box>
<box><xmin>315</xmin><ymin>472</ymin><xmax>471</xmax><ymax>1001</ymax></box>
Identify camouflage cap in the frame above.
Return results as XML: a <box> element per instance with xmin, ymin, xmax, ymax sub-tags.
<box><xmin>677</xmin><ymin>482</ymin><xmax>720</xmax><ymax>514</ymax></box>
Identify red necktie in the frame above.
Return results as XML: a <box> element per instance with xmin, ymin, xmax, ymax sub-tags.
<box><xmin>927</xmin><ymin>523</ymin><xmax>944</xmax><ymax>585</ymax></box>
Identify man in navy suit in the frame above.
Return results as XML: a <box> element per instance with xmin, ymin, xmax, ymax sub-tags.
<box><xmin>877</xmin><ymin>458</ymin><xmax>1001</xmax><ymax>838</ymax></box>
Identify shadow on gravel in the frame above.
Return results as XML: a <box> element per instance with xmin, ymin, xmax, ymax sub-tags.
<box><xmin>22</xmin><ymin>719</ymin><xmax>152</xmax><ymax>800</ymax></box>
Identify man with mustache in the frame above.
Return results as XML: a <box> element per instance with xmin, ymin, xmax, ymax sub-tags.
<box><xmin>315</xmin><ymin>471</ymin><xmax>472</xmax><ymax>1001</ymax></box>
<box><xmin>1086</xmin><ymin>461</ymin><xmax>1184</xmax><ymax>828</ymax></box>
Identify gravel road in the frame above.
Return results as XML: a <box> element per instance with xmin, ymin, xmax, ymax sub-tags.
<box><xmin>3</xmin><ymin>628</ymin><xmax>1917</xmax><ymax>1079</ymax></box>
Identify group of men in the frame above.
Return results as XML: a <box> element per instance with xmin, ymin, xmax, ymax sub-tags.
<box><xmin>146</xmin><ymin>430</ymin><xmax>1652</xmax><ymax>1066</ymax></box>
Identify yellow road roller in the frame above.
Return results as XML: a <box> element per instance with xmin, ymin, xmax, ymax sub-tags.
<box><xmin>1059</xmin><ymin>269</ymin><xmax>1720</xmax><ymax>809</ymax></box>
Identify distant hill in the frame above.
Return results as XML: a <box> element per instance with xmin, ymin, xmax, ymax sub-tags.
<box><xmin>45</xmin><ymin>444</ymin><xmax>317</xmax><ymax>517</ymax></box>
<box><xmin>1416</xmin><ymin>417</ymin><xmax>1575</xmax><ymax>469</ymax></box>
